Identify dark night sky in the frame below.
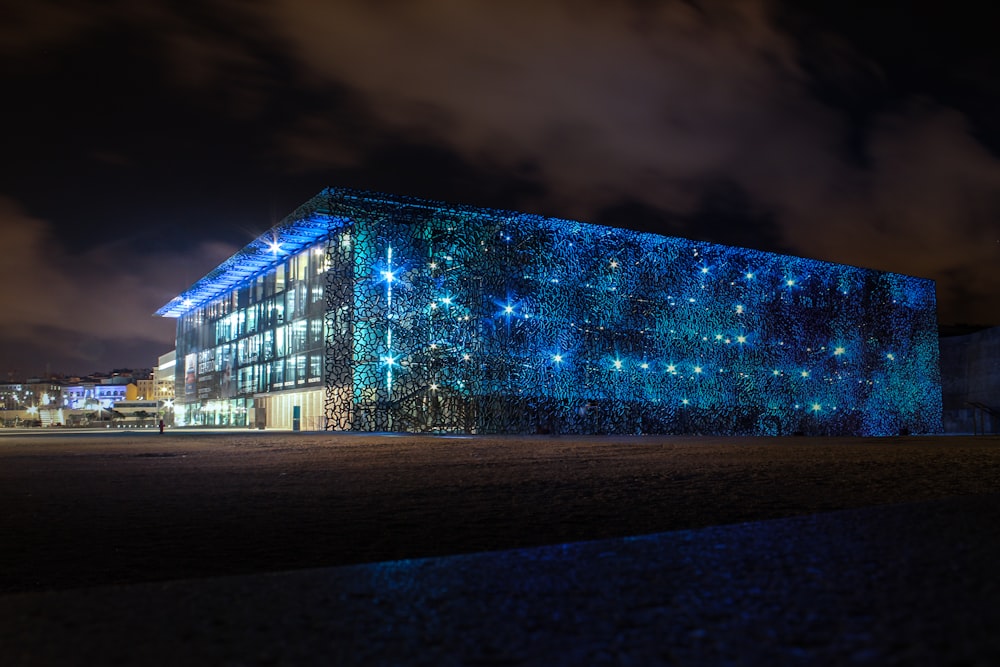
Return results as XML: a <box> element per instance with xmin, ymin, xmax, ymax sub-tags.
<box><xmin>2</xmin><ymin>0</ymin><xmax>998</xmax><ymax>376</ymax></box>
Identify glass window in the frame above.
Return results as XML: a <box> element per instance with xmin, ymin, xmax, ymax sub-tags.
<box><xmin>297</xmin><ymin>249</ymin><xmax>309</xmax><ymax>281</ymax></box>
<box><xmin>262</xmin><ymin>331</ymin><xmax>273</xmax><ymax>361</ymax></box>
<box><xmin>292</xmin><ymin>320</ymin><xmax>307</xmax><ymax>353</ymax></box>
<box><xmin>310</xmin><ymin>319</ymin><xmax>323</xmax><ymax>344</ymax></box>
<box><xmin>296</xmin><ymin>355</ymin><xmax>307</xmax><ymax>384</ymax></box>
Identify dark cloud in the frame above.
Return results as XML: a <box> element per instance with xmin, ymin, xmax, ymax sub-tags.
<box><xmin>0</xmin><ymin>198</ymin><xmax>236</xmax><ymax>375</ymax></box>
<box><xmin>1</xmin><ymin>0</ymin><xmax>999</xmax><ymax>376</ymax></box>
<box><xmin>255</xmin><ymin>0</ymin><xmax>998</xmax><ymax>324</ymax></box>
<box><xmin>596</xmin><ymin>182</ymin><xmax>789</xmax><ymax>254</ymax></box>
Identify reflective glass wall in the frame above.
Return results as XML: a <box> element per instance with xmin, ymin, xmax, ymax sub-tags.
<box><xmin>175</xmin><ymin>243</ymin><xmax>328</xmax><ymax>426</ymax></box>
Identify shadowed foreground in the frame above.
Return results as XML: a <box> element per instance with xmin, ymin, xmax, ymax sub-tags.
<box><xmin>1</xmin><ymin>432</ymin><xmax>999</xmax><ymax>664</ymax></box>
<box><xmin>2</xmin><ymin>432</ymin><xmax>998</xmax><ymax>593</ymax></box>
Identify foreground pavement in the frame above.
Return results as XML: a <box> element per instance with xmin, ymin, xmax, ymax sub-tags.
<box><xmin>3</xmin><ymin>494</ymin><xmax>999</xmax><ymax>666</ymax></box>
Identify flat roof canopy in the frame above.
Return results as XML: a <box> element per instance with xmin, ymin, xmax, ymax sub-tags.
<box><xmin>155</xmin><ymin>204</ymin><xmax>336</xmax><ymax>318</ymax></box>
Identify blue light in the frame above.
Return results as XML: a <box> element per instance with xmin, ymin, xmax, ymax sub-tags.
<box><xmin>155</xmin><ymin>209</ymin><xmax>336</xmax><ymax>317</ymax></box>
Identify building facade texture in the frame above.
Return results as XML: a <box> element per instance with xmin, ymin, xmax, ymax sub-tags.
<box><xmin>939</xmin><ymin>326</ymin><xmax>1000</xmax><ymax>434</ymax></box>
<box><xmin>158</xmin><ymin>188</ymin><xmax>942</xmax><ymax>435</ymax></box>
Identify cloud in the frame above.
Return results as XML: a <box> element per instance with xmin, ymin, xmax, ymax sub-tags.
<box><xmin>0</xmin><ymin>0</ymin><xmax>96</xmax><ymax>57</ymax></box>
<box><xmin>781</xmin><ymin>104</ymin><xmax>1000</xmax><ymax>324</ymax></box>
<box><xmin>3</xmin><ymin>0</ymin><xmax>998</xmax><ymax>326</ymax></box>
<box><xmin>256</xmin><ymin>0</ymin><xmax>999</xmax><ymax>323</ymax></box>
<box><xmin>0</xmin><ymin>197</ymin><xmax>236</xmax><ymax>374</ymax></box>
<box><xmin>263</xmin><ymin>0</ymin><xmax>803</xmax><ymax>213</ymax></box>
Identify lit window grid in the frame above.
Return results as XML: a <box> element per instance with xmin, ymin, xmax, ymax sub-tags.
<box><xmin>173</xmin><ymin>241</ymin><xmax>329</xmax><ymax>426</ymax></box>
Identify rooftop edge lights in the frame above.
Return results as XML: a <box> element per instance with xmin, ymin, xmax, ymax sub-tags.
<box><xmin>155</xmin><ymin>188</ymin><xmax>522</xmax><ymax>318</ymax></box>
<box><xmin>157</xmin><ymin>187</ymin><xmax>938</xmax><ymax>319</ymax></box>
<box><xmin>155</xmin><ymin>204</ymin><xmax>339</xmax><ymax>318</ymax></box>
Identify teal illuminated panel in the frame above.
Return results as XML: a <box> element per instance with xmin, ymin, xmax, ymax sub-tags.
<box><xmin>317</xmin><ymin>189</ymin><xmax>942</xmax><ymax>436</ymax></box>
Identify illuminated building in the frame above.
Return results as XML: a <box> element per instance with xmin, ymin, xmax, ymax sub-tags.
<box><xmin>155</xmin><ymin>351</ymin><xmax>177</xmax><ymax>402</ymax></box>
<box><xmin>63</xmin><ymin>382</ymin><xmax>129</xmax><ymax>410</ymax></box>
<box><xmin>1</xmin><ymin>381</ymin><xmax>66</xmax><ymax>426</ymax></box>
<box><xmin>157</xmin><ymin>188</ymin><xmax>942</xmax><ymax>435</ymax></box>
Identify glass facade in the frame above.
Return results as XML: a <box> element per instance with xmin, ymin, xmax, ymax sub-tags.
<box><xmin>161</xmin><ymin>188</ymin><xmax>942</xmax><ymax>435</ymax></box>
<box><xmin>173</xmin><ymin>243</ymin><xmax>328</xmax><ymax>426</ymax></box>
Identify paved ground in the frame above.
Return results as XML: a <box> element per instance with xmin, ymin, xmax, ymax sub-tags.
<box><xmin>1</xmin><ymin>431</ymin><xmax>999</xmax><ymax>664</ymax></box>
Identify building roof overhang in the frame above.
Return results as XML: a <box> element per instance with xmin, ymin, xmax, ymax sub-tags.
<box><xmin>155</xmin><ymin>196</ymin><xmax>339</xmax><ymax>318</ymax></box>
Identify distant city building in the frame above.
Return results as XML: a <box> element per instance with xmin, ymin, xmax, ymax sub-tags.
<box><xmin>155</xmin><ymin>350</ymin><xmax>176</xmax><ymax>403</ymax></box>
<box><xmin>112</xmin><ymin>399</ymin><xmax>163</xmax><ymax>425</ymax></box>
<box><xmin>0</xmin><ymin>380</ymin><xmax>65</xmax><ymax>426</ymax></box>
<box><xmin>62</xmin><ymin>383</ymin><xmax>125</xmax><ymax>410</ymax></box>
<box><xmin>134</xmin><ymin>376</ymin><xmax>154</xmax><ymax>400</ymax></box>
<box><xmin>939</xmin><ymin>325</ymin><xmax>1000</xmax><ymax>434</ymax></box>
<box><xmin>0</xmin><ymin>365</ymin><xmax>177</xmax><ymax>428</ymax></box>
<box><xmin>157</xmin><ymin>188</ymin><xmax>942</xmax><ymax>435</ymax></box>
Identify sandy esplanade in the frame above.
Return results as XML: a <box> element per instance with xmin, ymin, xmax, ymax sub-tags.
<box><xmin>1</xmin><ymin>431</ymin><xmax>998</xmax><ymax>592</ymax></box>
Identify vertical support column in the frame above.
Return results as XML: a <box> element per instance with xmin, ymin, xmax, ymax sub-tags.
<box><xmin>324</xmin><ymin>224</ymin><xmax>355</xmax><ymax>430</ymax></box>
